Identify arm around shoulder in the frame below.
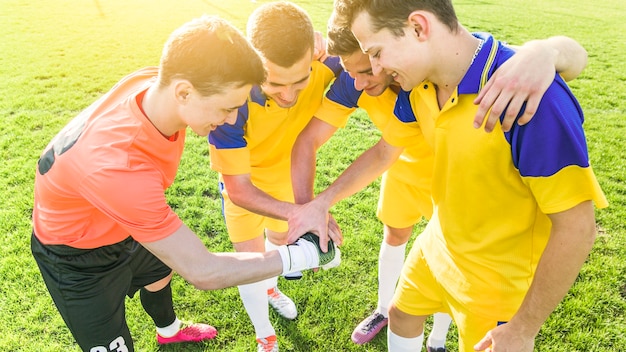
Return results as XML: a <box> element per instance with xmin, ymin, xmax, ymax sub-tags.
<box><xmin>474</xmin><ymin>35</ymin><xmax>588</xmax><ymax>133</ymax></box>
<box><xmin>521</xmin><ymin>36</ymin><xmax>588</xmax><ymax>82</ymax></box>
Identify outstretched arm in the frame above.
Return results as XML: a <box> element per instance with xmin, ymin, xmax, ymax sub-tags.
<box><xmin>474</xmin><ymin>200</ymin><xmax>596</xmax><ymax>352</ymax></box>
<box><xmin>291</xmin><ymin>117</ymin><xmax>344</xmax><ymax>246</ymax></box>
<box><xmin>142</xmin><ymin>224</ymin><xmax>284</xmax><ymax>290</ymax></box>
<box><xmin>288</xmin><ymin>138</ymin><xmax>403</xmax><ymax>250</ymax></box>
<box><xmin>291</xmin><ymin>117</ymin><xmax>339</xmax><ymax>204</ymax></box>
<box><xmin>142</xmin><ymin>223</ymin><xmax>340</xmax><ymax>290</ymax></box>
<box><xmin>474</xmin><ymin>36</ymin><xmax>588</xmax><ymax>132</ymax></box>
<box><xmin>223</xmin><ymin>173</ymin><xmax>298</xmax><ymax>221</ymax></box>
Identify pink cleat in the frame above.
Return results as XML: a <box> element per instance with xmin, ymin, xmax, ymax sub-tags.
<box><xmin>157</xmin><ymin>322</ymin><xmax>218</xmax><ymax>345</ymax></box>
<box><xmin>351</xmin><ymin>311</ymin><xmax>388</xmax><ymax>345</ymax></box>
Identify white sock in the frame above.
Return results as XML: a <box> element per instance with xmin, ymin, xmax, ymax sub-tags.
<box><xmin>377</xmin><ymin>241</ymin><xmax>406</xmax><ymax>317</ymax></box>
<box><xmin>238</xmin><ymin>280</ymin><xmax>275</xmax><ymax>338</ymax></box>
<box><xmin>427</xmin><ymin>313</ymin><xmax>452</xmax><ymax>348</ymax></box>
<box><xmin>156</xmin><ymin>317</ymin><xmax>181</xmax><ymax>337</ymax></box>
<box><xmin>388</xmin><ymin>329</ymin><xmax>423</xmax><ymax>352</ymax></box>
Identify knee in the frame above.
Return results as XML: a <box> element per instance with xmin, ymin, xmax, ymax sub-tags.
<box><xmin>388</xmin><ymin>303</ymin><xmax>406</xmax><ymax>322</ymax></box>
<box><xmin>266</xmin><ymin>231</ymin><xmax>288</xmax><ymax>246</ymax></box>
<box><xmin>384</xmin><ymin>226</ymin><xmax>412</xmax><ymax>246</ymax></box>
<box><xmin>388</xmin><ymin>303</ymin><xmax>426</xmax><ymax>336</ymax></box>
<box><xmin>144</xmin><ymin>272</ymin><xmax>173</xmax><ymax>292</ymax></box>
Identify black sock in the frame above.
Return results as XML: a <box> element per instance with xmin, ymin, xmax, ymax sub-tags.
<box><xmin>140</xmin><ymin>281</ymin><xmax>176</xmax><ymax>328</ymax></box>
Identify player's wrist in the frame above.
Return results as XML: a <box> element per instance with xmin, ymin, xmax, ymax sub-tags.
<box><xmin>277</xmin><ymin>234</ymin><xmax>341</xmax><ymax>275</ymax></box>
<box><xmin>312</xmin><ymin>191</ymin><xmax>334</xmax><ymax>210</ymax></box>
<box><xmin>277</xmin><ymin>243</ymin><xmax>317</xmax><ymax>275</ymax></box>
<box><xmin>507</xmin><ymin>315</ymin><xmax>542</xmax><ymax>340</ymax></box>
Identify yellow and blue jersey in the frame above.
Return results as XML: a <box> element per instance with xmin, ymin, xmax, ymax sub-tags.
<box><xmin>317</xmin><ymin>71</ymin><xmax>434</xmax><ymax>195</ymax></box>
<box><xmin>208</xmin><ymin>58</ymin><xmax>342</xmax><ymax>193</ymax></box>
<box><xmin>388</xmin><ymin>33</ymin><xmax>608</xmax><ymax>318</ymax></box>
<box><xmin>315</xmin><ymin>70</ymin><xmax>398</xmax><ymax>131</ymax></box>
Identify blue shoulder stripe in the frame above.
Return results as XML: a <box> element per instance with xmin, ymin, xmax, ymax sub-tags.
<box><xmin>208</xmin><ymin>103</ymin><xmax>249</xmax><ymax>149</ymax></box>
<box><xmin>505</xmin><ymin>75</ymin><xmax>589</xmax><ymax>177</ymax></box>
<box><xmin>249</xmin><ymin>85</ymin><xmax>267</xmax><ymax>106</ymax></box>
<box><xmin>466</xmin><ymin>34</ymin><xmax>590</xmax><ymax>177</ymax></box>
<box><xmin>323</xmin><ymin>56</ymin><xmax>344</xmax><ymax>77</ymax></box>
<box><xmin>325</xmin><ymin>71</ymin><xmax>363</xmax><ymax>108</ymax></box>
<box><xmin>393</xmin><ymin>89</ymin><xmax>417</xmax><ymax>123</ymax></box>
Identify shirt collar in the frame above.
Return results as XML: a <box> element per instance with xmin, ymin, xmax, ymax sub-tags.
<box><xmin>458</xmin><ymin>33</ymin><xmax>499</xmax><ymax>95</ymax></box>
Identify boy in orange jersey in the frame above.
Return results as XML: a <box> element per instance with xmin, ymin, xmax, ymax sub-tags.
<box><xmin>31</xmin><ymin>15</ymin><xmax>338</xmax><ymax>352</ymax></box>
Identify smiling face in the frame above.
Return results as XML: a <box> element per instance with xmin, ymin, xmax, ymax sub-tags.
<box><xmin>340</xmin><ymin>50</ymin><xmax>394</xmax><ymax>97</ymax></box>
<box><xmin>351</xmin><ymin>11</ymin><xmax>429</xmax><ymax>91</ymax></box>
<box><xmin>181</xmin><ymin>83</ymin><xmax>251</xmax><ymax>136</ymax></box>
<box><xmin>260</xmin><ymin>48</ymin><xmax>313</xmax><ymax>108</ymax></box>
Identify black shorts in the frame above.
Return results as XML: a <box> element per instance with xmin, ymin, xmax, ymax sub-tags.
<box><xmin>31</xmin><ymin>233</ymin><xmax>172</xmax><ymax>352</ymax></box>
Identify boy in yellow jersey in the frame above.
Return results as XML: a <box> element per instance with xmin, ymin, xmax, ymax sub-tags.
<box><xmin>207</xmin><ymin>2</ymin><xmax>344</xmax><ymax>351</ymax></box>
<box><xmin>287</xmin><ymin>0</ymin><xmax>608</xmax><ymax>351</ymax></box>
<box><xmin>291</xmin><ymin>12</ymin><xmax>589</xmax><ymax>349</ymax></box>
<box><xmin>31</xmin><ymin>15</ymin><xmax>339</xmax><ymax>352</ymax></box>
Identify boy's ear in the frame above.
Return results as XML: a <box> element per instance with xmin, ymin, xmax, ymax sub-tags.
<box><xmin>174</xmin><ymin>81</ymin><xmax>193</xmax><ymax>104</ymax></box>
<box><xmin>408</xmin><ymin>11</ymin><xmax>429</xmax><ymax>39</ymax></box>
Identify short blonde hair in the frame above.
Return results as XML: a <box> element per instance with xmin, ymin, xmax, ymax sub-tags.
<box><xmin>159</xmin><ymin>15</ymin><xmax>266</xmax><ymax>96</ymax></box>
<box><xmin>246</xmin><ymin>1</ymin><xmax>315</xmax><ymax>67</ymax></box>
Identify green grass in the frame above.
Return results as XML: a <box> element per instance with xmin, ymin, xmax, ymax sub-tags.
<box><xmin>1</xmin><ymin>0</ymin><xmax>624</xmax><ymax>351</ymax></box>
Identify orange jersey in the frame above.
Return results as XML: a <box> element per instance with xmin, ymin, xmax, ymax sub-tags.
<box><xmin>33</xmin><ymin>67</ymin><xmax>185</xmax><ymax>248</ymax></box>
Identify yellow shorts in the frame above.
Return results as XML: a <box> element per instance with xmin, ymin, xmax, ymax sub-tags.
<box><xmin>393</xmin><ymin>243</ymin><xmax>510</xmax><ymax>352</ymax></box>
<box><xmin>220</xmin><ymin>183</ymin><xmax>292</xmax><ymax>243</ymax></box>
<box><xmin>376</xmin><ymin>172</ymin><xmax>433</xmax><ymax>228</ymax></box>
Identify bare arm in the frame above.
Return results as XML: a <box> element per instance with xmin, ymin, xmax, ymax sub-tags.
<box><xmin>529</xmin><ymin>35</ymin><xmax>588</xmax><ymax>82</ymax></box>
<box><xmin>474</xmin><ymin>200</ymin><xmax>596</xmax><ymax>351</ymax></box>
<box><xmin>291</xmin><ymin>117</ymin><xmax>339</xmax><ymax>204</ymax></box>
<box><xmin>313</xmin><ymin>31</ymin><xmax>329</xmax><ymax>62</ymax></box>
<box><xmin>222</xmin><ymin>173</ymin><xmax>298</xmax><ymax>221</ymax></box>
<box><xmin>291</xmin><ymin>117</ymin><xmax>345</xmax><ymax>246</ymax></box>
<box><xmin>474</xmin><ymin>36</ymin><xmax>588</xmax><ymax>133</ymax></box>
<box><xmin>287</xmin><ymin>138</ymin><xmax>403</xmax><ymax>249</ymax></box>
<box><xmin>141</xmin><ymin>223</ymin><xmax>283</xmax><ymax>291</ymax></box>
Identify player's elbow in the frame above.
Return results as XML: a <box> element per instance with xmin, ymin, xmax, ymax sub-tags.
<box><xmin>222</xmin><ymin>183</ymin><xmax>247</xmax><ymax>207</ymax></box>
<box><xmin>227</xmin><ymin>191</ymin><xmax>247</xmax><ymax>208</ymax></box>
<box><xmin>568</xmin><ymin>204</ymin><xmax>598</xmax><ymax>255</ymax></box>
<box><xmin>579</xmin><ymin>202</ymin><xmax>598</xmax><ymax>249</ymax></box>
<box><xmin>580</xmin><ymin>219</ymin><xmax>597</xmax><ymax>251</ymax></box>
<box><xmin>185</xmin><ymin>271</ymin><xmax>230</xmax><ymax>291</ymax></box>
<box><xmin>549</xmin><ymin>200</ymin><xmax>597</xmax><ymax>254</ymax></box>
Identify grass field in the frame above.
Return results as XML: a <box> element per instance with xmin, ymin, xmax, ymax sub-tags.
<box><xmin>1</xmin><ymin>0</ymin><xmax>625</xmax><ymax>351</ymax></box>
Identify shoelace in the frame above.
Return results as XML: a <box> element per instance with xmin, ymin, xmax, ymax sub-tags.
<box><xmin>268</xmin><ymin>291</ymin><xmax>290</xmax><ymax>308</ymax></box>
<box><xmin>361</xmin><ymin>314</ymin><xmax>386</xmax><ymax>332</ymax></box>
<box><xmin>258</xmin><ymin>337</ymin><xmax>277</xmax><ymax>352</ymax></box>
